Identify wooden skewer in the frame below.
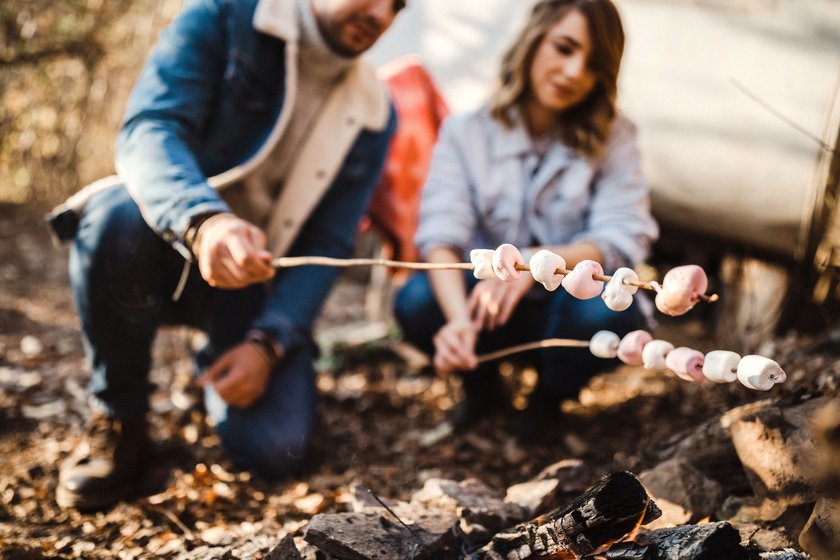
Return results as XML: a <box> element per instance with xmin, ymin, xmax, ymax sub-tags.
<box><xmin>270</xmin><ymin>257</ymin><xmax>719</xmax><ymax>302</ymax></box>
<box><xmin>476</xmin><ymin>338</ymin><xmax>590</xmax><ymax>363</ymax></box>
<box><xmin>271</xmin><ymin>256</ymin><xmax>473</xmax><ymax>271</ymax></box>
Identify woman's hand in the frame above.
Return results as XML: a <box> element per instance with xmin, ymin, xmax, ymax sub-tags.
<box><xmin>197</xmin><ymin>341</ymin><xmax>275</xmax><ymax>408</ymax></box>
<box><xmin>432</xmin><ymin>317</ymin><xmax>478</xmax><ymax>375</ymax></box>
<box><xmin>193</xmin><ymin>214</ymin><xmax>275</xmax><ymax>289</ymax></box>
<box><xmin>468</xmin><ymin>274</ymin><xmax>535</xmax><ymax>332</ymax></box>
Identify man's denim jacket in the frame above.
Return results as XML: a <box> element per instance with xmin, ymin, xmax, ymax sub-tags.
<box><xmin>49</xmin><ymin>0</ymin><xmax>397</xmax><ymax>353</ymax></box>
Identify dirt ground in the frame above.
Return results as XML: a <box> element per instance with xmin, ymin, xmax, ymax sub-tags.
<box><xmin>0</xmin><ymin>202</ymin><xmax>838</xmax><ymax>559</ymax></box>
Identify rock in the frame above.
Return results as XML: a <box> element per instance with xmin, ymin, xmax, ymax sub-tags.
<box><xmin>265</xmin><ymin>534</ymin><xmax>303</xmax><ymax>560</ymax></box>
<box><xmin>410</xmin><ymin>478</ymin><xmax>526</xmax><ymax>538</ymax></box>
<box><xmin>303</xmin><ymin>507</ymin><xmax>458</xmax><ymax>560</ymax></box>
<box><xmin>504</xmin><ymin>479</ymin><xmax>560</xmax><ymax>519</ymax></box>
<box><xmin>504</xmin><ymin>459</ymin><xmax>592</xmax><ymax>517</ymax></box>
<box><xmin>799</xmin><ymin>497</ymin><xmax>840</xmax><ymax>560</ymax></box>
<box><xmin>758</xmin><ymin>550</ymin><xmax>812</xmax><ymax>560</ymax></box>
<box><xmin>813</xmin><ymin>399</ymin><xmax>840</xmax><ymax>495</ymax></box>
<box><xmin>722</xmin><ymin>397</ymin><xmax>828</xmax><ymax>502</ymax></box>
<box><xmin>639</xmin><ymin>458</ymin><xmax>723</xmax><ymax>527</ymax></box>
<box><xmin>647</xmin><ymin>416</ymin><xmax>747</xmax><ymax>495</ymax></box>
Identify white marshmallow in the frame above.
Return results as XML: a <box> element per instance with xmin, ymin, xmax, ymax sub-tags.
<box><xmin>529</xmin><ymin>250</ymin><xmax>566</xmax><ymax>291</ymax></box>
<box><xmin>470</xmin><ymin>249</ymin><xmax>496</xmax><ymax>280</ymax></box>
<box><xmin>589</xmin><ymin>330</ymin><xmax>620</xmax><ymax>359</ymax></box>
<box><xmin>602</xmin><ymin>268</ymin><xmax>641</xmax><ymax>312</ymax></box>
<box><xmin>642</xmin><ymin>339</ymin><xmax>675</xmax><ymax>370</ymax></box>
<box><xmin>702</xmin><ymin>350</ymin><xmax>740</xmax><ymax>383</ymax></box>
<box><xmin>736</xmin><ymin>355</ymin><xmax>787</xmax><ymax>391</ymax></box>
<box><xmin>492</xmin><ymin>243</ymin><xmax>523</xmax><ymax>282</ymax></box>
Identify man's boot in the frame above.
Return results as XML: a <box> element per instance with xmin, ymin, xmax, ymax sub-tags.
<box><xmin>56</xmin><ymin>413</ymin><xmax>151</xmax><ymax>510</ymax></box>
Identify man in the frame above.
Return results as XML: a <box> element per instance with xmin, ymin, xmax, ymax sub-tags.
<box><xmin>47</xmin><ymin>0</ymin><xmax>403</xmax><ymax>510</ymax></box>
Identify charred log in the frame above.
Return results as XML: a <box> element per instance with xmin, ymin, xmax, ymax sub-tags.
<box><xmin>475</xmin><ymin>472</ymin><xmax>661</xmax><ymax>560</ymax></box>
<box><xmin>592</xmin><ymin>522</ymin><xmax>747</xmax><ymax>560</ymax></box>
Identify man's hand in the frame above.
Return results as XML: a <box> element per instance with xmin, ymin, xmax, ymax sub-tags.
<box><xmin>193</xmin><ymin>214</ymin><xmax>275</xmax><ymax>289</ymax></box>
<box><xmin>467</xmin><ymin>274</ymin><xmax>534</xmax><ymax>332</ymax></box>
<box><xmin>197</xmin><ymin>341</ymin><xmax>274</xmax><ymax>408</ymax></box>
<box><xmin>432</xmin><ymin>317</ymin><xmax>478</xmax><ymax>375</ymax></box>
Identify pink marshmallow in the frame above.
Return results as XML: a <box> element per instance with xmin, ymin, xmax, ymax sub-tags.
<box><xmin>561</xmin><ymin>260</ymin><xmax>604</xmax><ymax>299</ymax></box>
<box><xmin>617</xmin><ymin>330</ymin><xmax>653</xmax><ymax>366</ymax></box>
<box><xmin>492</xmin><ymin>243</ymin><xmax>523</xmax><ymax>282</ymax></box>
<box><xmin>665</xmin><ymin>346</ymin><xmax>706</xmax><ymax>382</ymax></box>
<box><xmin>654</xmin><ymin>265</ymin><xmax>709</xmax><ymax>317</ymax></box>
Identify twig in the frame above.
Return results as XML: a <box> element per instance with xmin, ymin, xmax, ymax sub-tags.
<box><xmin>476</xmin><ymin>338</ymin><xmax>590</xmax><ymax>363</ymax></box>
<box><xmin>365</xmin><ymin>488</ymin><xmax>421</xmax><ymax>540</ymax></box>
<box><xmin>149</xmin><ymin>505</ymin><xmax>195</xmax><ymax>540</ymax></box>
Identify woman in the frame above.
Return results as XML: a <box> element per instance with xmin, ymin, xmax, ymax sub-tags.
<box><xmin>394</xmin><ymin>0</ymin><xmax>658</xmax><ymax>434</ymax></box>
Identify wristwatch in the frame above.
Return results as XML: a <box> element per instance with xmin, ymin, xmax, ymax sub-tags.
<box><xmin>245</xmin><ymin>329</ymin><xmax>284</xmax><ymax>366</ymax></box>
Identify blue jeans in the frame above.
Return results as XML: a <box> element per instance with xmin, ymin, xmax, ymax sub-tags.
<box><xmin>394</xmin><ymin>271</ymin><xmax>645</xmax><ymax>400</ymax></box>
<box><xmin>69</xmin><ymin>186</ymin><xmax>316</xmax><ymax>477</ymax></box>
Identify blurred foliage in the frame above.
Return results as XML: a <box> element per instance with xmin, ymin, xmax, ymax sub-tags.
<box><xmin>0</xmin><ymin>0</ymin><xmax>183</xmax><ymax>206</ymax></box>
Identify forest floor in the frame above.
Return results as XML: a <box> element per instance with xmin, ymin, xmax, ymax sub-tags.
<box><xmin>0</xmin><ymin>202</ymin><xmax>838</xmax><ymax>559</ymax></box>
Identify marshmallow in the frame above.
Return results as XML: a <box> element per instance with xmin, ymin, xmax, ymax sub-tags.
<box><xmin>736</xmin><ymin>355</ymin><xmax>787</xmax><ymax>391</ymax></box>
<box><xmin>562</xmin><ymin>260</ymin><xmax>605</xmax><ymax>299</ymax></box>
<box><xmin>617</xmin><ymin>330</ymin><xmax>653</xmax><ymax>366</ymax></box>
<box><xmin>654</xmin><ymin>265</ymin><xmax>709</xmax><ymax>316</ymax></box>
<box><xmin>470</xmin><ymin>249</ymin><xmax>496</xmax><ymax>280</ymax></box>
<box><xmin>529</xmin><ymin>250</ymin><xmax>566</xmax><ymax>291</ymax></box>
<box><xmin>601</xmin><ymin>268</ymin><xmax>640</xmax><ymax>311</ymax></box>
<box><xmin>642</xmin><ymin>339</ymin><xmax>674</xmax><ymax>370</ymax></box>
<box><xmin>702</xmin><ymin>350</ymin><xmax>740</xmax><ymax>383</ymax></box>
<box><xmin>665</xmin><ymin>347</ymin><xmax>705</xmax><ymax>382</ymax></box>
<box><xmin>492</xmin><ymin>243</ymin><xmax>524</xmax><ymax>282</ymax></box>
<box><xmin>589</xmin><ymin>330</ymin><xmax>620</xmax><ymax>359</ymax></box>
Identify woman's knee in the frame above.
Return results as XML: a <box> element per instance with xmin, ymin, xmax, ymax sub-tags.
<box><xmin>546</xmin><ymin>293</ymin><xmax>643</xmax><ymax>339</ymax></box>
<box><xmin>394</xmin><ymin>273</ymin><xmax>443</xmax><ymax>347</ymax></box>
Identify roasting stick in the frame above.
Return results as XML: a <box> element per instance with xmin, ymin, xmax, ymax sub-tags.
<box><xmin>271</xmin><ymin>255</ymin><xmax>473</xmax><ymax>271</ymax></box>
<box><xmin>476</xmin><ymin>338</ymin><xmax>590</xmax><ymax>364</ymax></box>
<box><xmin>269</xmin><ymin>257</ymin><xmax>719</xmax><ymax>302</ymax></box>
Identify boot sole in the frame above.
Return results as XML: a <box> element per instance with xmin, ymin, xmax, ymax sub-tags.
<box><xmin>56</xmin><ymin>481</ymin><xmax>135</xmax><ymax>511</ymax></box>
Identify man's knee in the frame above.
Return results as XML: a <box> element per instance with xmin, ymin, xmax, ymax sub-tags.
<box><xmin>217</xmin><ymin>419</ymin><xmax>308</xmax><ymax>478</ymax></box>
<box><xmin>77</xmin><ymin>188</ymin><xmax>149</xmax><ymax>249</ymax></box>
<box><xmin>72</xmin><ymin>187</ymin><xmax>160</xmax><ymax>282</ymax></box>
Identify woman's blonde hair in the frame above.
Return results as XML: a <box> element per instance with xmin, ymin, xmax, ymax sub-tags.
<box><xmin>490</xmin><ymin>0</ymin><xmax>625</xmax><ymax>157</ymax></box>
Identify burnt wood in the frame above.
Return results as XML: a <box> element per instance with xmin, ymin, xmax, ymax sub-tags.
<box><xmin>592</xmin><ymin>522</ymin><xmax>747</xmax><ymax>560</ymax></box>
<box><xmin>475</xmin><ymin>472</ymin><xmax>661</xmax><ymax>560</ymax></box>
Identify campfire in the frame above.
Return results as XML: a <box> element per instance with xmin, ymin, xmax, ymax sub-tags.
<box><xmin>248</xmin><ymin>248</ymin><xmax>838</xmax><ymax>560</ymax></box>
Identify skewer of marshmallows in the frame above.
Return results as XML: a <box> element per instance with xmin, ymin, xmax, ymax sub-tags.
<box><xmin>474</xmin><ymin>330</ymin><xmax>785</xmax><ymax>392</ymax></box>
<box><xmin>471</xmin><ymin>244</ymin><xmax>716</xmax><ymax>317</ymax></box>
<box><xmin>588</xmin><ymin>330</ymin><xmax>786</xmax><ymax>391</ymax></box>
